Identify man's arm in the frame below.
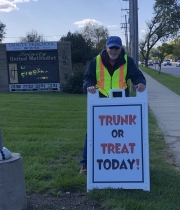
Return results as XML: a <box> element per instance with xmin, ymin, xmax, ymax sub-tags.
<box><xmin>83</xmin><ymin>58</ymin><xmax>97</xmax><ymax>94</ymax></box>
<box><xmin>126</xmin><ymin>57</ymin><xmax>146</xmax><ymax>92</ymax></box>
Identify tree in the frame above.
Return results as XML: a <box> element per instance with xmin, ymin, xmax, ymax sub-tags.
<box><xmin>60</xmin><ymin>31</ymin><xmax>94</xmax><ymax>93</ymax></box>
<box><xmin>156</xmin><ymin>43</ymin><xmax>174</xmax><ymax>64</ymax></box>
<box><xmin>19</xmin><ymin>29</ymin><xmax>46</xmax><ymax>42</ymax></box>
<box><xmin>60</xmin><ymin>31</ymin><xmax>96</xmax><ymax>93</ymax></box>
<box><xmin>139</xmin><ymin>0</ymin><xmax>180</xmax><ymax>66</ymax></box>
<box><xmin>79</xmin><ymin>23</ymin><xmax>109</xmax><ymax>53</ymax></box>
<box><xmin>172</xmin><ymin>37</ymin><xmax>180</xmax><ymax>60</ymax></box>
<box><xmin>60</xmin><ymin>25</ymin><xmax>109</xmax><ymax>94</ymax></box>
<box><xmin>0</xmin><ymin>21</ymin><xmax>6</xmax><ymax>43</ymax></box>
<box><xmin>60</xmin><ymin>31</ymin><xmax>95</xmax><ymax>65</ymax></box>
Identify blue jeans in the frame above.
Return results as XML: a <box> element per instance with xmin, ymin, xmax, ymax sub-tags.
<box><xmin>80</xmin><ymin>134</ymin><xmax>87</xmax><ymax>166</ymax></box>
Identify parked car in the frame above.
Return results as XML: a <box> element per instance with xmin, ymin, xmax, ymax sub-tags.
<box><xmin>148</xmin><ymin>60</ymin><xmax>153</xmax><ymax>66</ymax></box>
<box><xmin>140</xmin><ymin>61</ymin><xmax>145</xmax><ymax>65</ymax></box>
<box><xmin>176</xmin><ymin>60</ymin><xmax>180</xmax><ymax>67</ymax></box>
<box><xmin>163</xmin><ymin>59</ymin><xmax>172</xmax><ymax>66</ymax></box>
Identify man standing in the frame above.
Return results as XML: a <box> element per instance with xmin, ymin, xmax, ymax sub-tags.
<box><xmin>79</xmin><ymin>36</ymin><xmax>146</xmax><ymax>174</ymax></box>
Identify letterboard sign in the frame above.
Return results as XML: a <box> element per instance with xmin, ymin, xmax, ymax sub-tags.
<box><xmin>6</xmin><ymin>42</ymin><xmax>60</xmax><ymax>92</ymax></box>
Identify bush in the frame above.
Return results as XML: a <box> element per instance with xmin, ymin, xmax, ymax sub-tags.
<box><xmin>62</xmin><ymin>63</ymin><xmax>87</xmax><ymax>94</ymax></box>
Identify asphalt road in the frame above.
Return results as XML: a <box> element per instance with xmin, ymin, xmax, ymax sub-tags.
<box><xmin>151</xmin><ymin>62</ymin><xmax>180</xmax><ymax>77</ymax></box>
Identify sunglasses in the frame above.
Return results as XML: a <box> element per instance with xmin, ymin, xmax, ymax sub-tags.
<box><xmin>109</xmin><ymin>46</ymin><xmax>120</xmax><ymax>50</ymax></box>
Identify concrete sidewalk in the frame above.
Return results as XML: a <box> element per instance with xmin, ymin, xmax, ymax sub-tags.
<box><xmin>143</xmin><ymin>72</ymin><xmax>180</xmax><ymax>167</ymax></box>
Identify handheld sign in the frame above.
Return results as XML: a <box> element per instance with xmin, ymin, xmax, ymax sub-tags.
<box><xmin>87</xmin><ymin>89</ymin><xmax>150</xmax><ymax>191</ymax></box>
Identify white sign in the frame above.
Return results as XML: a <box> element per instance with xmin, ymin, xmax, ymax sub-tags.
<box><xmin>9</xmin><ymin>83</ymin><xmax>60</xmax><ymax>92</ymax></box>
<box><xmin>87</xmin><ymin>89</ymin><xmax>150</xmax><ymax>191</ymax></box>
<box><xmin>6</xmin><ymin>42</ymin><xmax>57</xmax><ymax>51</ymax></box>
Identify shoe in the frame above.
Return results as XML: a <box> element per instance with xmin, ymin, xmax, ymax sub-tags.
<box><xmin>79</xmin><ymin>165</ymin><xmax>87</xmax><ymax>174</ymax></box>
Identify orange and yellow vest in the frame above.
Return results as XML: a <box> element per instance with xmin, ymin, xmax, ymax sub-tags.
<box><xmin>96</xmin><ymin>54</ymin><xmax>128</xmax><ymax>97</ymax></box>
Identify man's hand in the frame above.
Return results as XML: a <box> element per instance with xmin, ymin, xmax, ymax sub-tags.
<box><xmin>87</xmin><ymin>86</ymin><xmax>96</xmax><ymax>94</ymax></box>
<box><xmin>135</xmin><ymin>83</ymin><xmax>146</xmax><ymax>92</ymax></box>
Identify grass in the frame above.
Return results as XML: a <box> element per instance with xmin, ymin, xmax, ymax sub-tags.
<box><xmin>1</xmin><ymin>93</ymin><xmax>87</xmax><ymax>194</ymax></box>
<box><xmin>0</xmin><ymin>68</ymin><xmax>180</xmax><ymax>209</ymax></box>
<box><xmin>140</xmin><ymin>65</ymin><xmax>180</xmax><ymax>95</ymax></box>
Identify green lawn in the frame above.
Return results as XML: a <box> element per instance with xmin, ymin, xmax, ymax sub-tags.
<box><xmin>0</xmin><ymin>92</ymin><xmax>87</xmax><ymax>194</ymax></box>
<box><xmin>140</xmin><ymin>66</ymin><xmax>180</xmax><ymax>95</ymax></box>
<box><xmin>0</xmin><ymin>68</ymin><xmax>180</xmax><ymax>209</ymax></box>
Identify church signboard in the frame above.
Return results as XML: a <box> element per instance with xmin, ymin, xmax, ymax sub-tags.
<box><xmin>6</xmin><ymin>42</ymin><xmax>60</xmax><ymax>92</ymax></box>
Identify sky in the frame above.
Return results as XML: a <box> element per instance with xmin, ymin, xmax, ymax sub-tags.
<box><xmin>0</xmin><ymin>0</ymin><xmax>155</xmax><ymax>44</ymax></box>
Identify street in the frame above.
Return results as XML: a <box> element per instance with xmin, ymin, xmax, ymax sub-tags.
<box><xmin>151</xmin><ymin>62</ymin><xmax>180</xmax><ymax>77</ymax></box>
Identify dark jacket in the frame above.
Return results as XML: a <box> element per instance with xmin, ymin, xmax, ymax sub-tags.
<box><xmin>83</xmin><ymin>48</ymin><xmax>146</xmax><ymax>97</ymax></box>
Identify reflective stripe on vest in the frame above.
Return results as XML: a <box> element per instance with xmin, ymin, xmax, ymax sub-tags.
<box><xmin>96</xmin><ymin>54</ymin><xmax>128</xmax><ymax>97</ymax></box>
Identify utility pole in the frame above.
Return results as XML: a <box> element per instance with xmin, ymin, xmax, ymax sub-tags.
<box><xmin>121</xmin><ymin>15</ymin><xmax>129</xmax><ymax>54</ymax></box>
<box><xmin>129</xmin><ymin>0</ymin><xmax>139</xmax><ymax>66</ymax></box>
<box><xmin>125</xmin><ymin>14</ymin><xmax>129</xmax><ymax>54</ymax></box>
<box><xmin>129</xmin><ymin>0</ymin><xmax>132</xmax><ymax>57</ymax></box>
<box><xmin>133</xmin><ymin>0</ymin><xmax>139</xmax><ymax>66</ymax></box>
<box><xmin>122</xmin><ymin>0</ymin><xmax>129</xmax><ymax>55</ymax></box>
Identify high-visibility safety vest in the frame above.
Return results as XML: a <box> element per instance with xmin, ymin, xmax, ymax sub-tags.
<box><xmin>96</xmin><ymin>54</ymin><xmax>128</xmax><ymax>97</ymax></box>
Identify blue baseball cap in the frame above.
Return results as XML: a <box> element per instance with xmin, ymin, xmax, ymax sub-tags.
<box><xmin>106</xmin><ymin>36</ymin><xmax>122</xmax><ymax>48</ymax></box>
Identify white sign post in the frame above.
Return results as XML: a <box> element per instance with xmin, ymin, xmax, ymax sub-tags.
<box><xmin>87</xmin><ymin>89</ymin><xmax>150</xmax><ymax>191</ymax></box>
